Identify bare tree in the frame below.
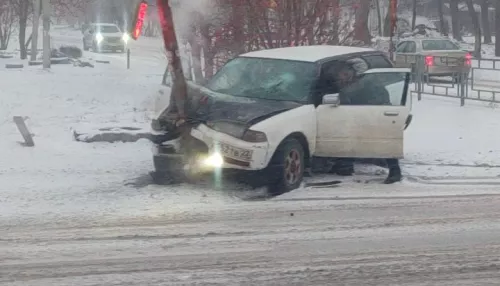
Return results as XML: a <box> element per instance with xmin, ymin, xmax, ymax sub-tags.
<box><xmin>10</xmin><ymin>0</ymin><xmax>31</xmax><ymax>59</ymax></box>
<box><xmin>411</xmin><ymin>0</ymin><xmax>417</xmax><ymax>30</ymax></box>
<box><xmin>465</xmin><ymin>0</ymin><xmax>481</xmax><ymax>57</ymax></box>
<box><xmin>437</xmin><ymin>0</ymin><xmax>448</xmax><ymax>36</ymax></box>
<box><xmin>495</xmin><ymin>0</ymin><xmax>500</xmax><ymax>56</ymax></box>
<box><xmin>480</xmin><ymin>0</ymin><xmax>491</xmax><ymax>44</ymax></box>
<box><xmin>374</xmin><ymin>0</ymin><xmax>382</xmax><ymax>36</ymax></box>
<box><xmin>0</xmin><ymin>2</ymin><xmax>17</xmax><ymax>50</ymax></box>
<box><xmin>449</xmin><ymin>0</ymin><xmax>462</xmax><ymax>41</ymax></box>
<box><xmin>354</xmin><ymin>0</ymin><xmax>371</xmax><ymax>45</ymax></box>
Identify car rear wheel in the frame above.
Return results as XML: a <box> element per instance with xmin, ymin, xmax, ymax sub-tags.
<box><xmin>267</xmin><ymin>138</ymin><xmax>305</xmax><ymax>196</ymax></box>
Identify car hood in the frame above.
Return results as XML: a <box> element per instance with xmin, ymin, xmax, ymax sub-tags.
<box><xmin>154</xmin><ymin>82</ymin><xmax>302</xmax><ymax>127</ymax></box>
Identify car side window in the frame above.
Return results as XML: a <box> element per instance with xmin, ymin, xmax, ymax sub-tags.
<box><xmin>339</xmin><ymin>72</ymin><xmax>408</xmax><ymax>106</ymax></box>
<box><xmin>406</xmin><ymin>41</ymin><xmax>416</xmax><ymax>53</ymax></box>
<box><xmin>314</xmin><ymin>61</ymin><xmax>342</xmax><ymax>106</ymax></box>
<box><xmin>396</xmin><ymin>42</ymin><xmax>408</xmax><ymax>53</ymax></box>
<box><xmin>316</xmin><ymin>58</ymin><xmax>370</xmax><ymax>106</ymax></box>
<box><xmin>363</xmin><ymin>55</ymin><xmax>393</xmax><ymax>69</ymax></box>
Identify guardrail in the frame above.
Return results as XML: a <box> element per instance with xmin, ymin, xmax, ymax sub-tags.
<box><xmin>406</xmin><ymin>54</ymin><xmax>500</xmax><ymax>106</ymax></box>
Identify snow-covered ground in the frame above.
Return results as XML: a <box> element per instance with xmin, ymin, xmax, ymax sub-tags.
<box><xmin>2</xmin><ymin>27</ymin><xmax>500</xmax><ymax>221</ymax></box>
<box><xmin>3</xmin><ymin>27</ymin><xmax>500</xmax><ymax>285</ymax></box>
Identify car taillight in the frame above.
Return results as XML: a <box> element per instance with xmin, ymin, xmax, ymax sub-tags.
<box><xmin>425</xmin><ymin>55</ymin><xmax>434</xmax><ymax>66</ymax></box>
<box><xmin>465</xmin><ymin>53</ymin><xmax>472</xmax><ymax>65</ymax></box>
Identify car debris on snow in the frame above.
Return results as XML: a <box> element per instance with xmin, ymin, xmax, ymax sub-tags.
<box><xmin>13</xmin><ymin>116</ymin><xmax>35</xmax><ymax>147</ymax></box>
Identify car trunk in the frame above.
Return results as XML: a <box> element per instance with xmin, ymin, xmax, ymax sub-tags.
<box><xmin>421</xmin><ymin>50</ymin><xmax>468</xmax><ymax>67</ymax></box>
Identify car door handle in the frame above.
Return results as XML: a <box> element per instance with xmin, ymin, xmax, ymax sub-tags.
<box><xmin>384</xmin><ymin>111</ymin><xmax>399</xmax><ymax>116</ymax></box>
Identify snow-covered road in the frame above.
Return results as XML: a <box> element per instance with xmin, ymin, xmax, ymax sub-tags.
<box><xmin>3</xmin><ymin>184</ymin><xmax>500</xmax><ymax>285</ymax></box>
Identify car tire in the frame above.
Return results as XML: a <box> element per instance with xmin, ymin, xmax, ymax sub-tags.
<box><xmin>266</xmin><ymin>138</ymin><xmax>305</xmax><ymax>196</ymax></box>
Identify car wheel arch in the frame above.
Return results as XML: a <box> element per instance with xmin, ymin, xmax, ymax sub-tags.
<box><xmin>270</xmin><ymin>132</ymin><xmax>311</xmax><ymax>169</ymax></box>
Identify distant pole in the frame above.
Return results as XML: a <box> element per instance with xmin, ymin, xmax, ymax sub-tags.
<box><xmin>389</xmin><ymin>0</ymin><xmax>398</xmax><ymax>60</ymax></box>
<box><xmin>31</xmin><ymin>0</ymin><xmax>41</xmax><ymax>61</ymax></box>
<box><xmin>127</xmin><ymin>48</ymin><xmax>130</xmax><ymax>69</ymax></box>
<box><xmin>42</xmin><ymin>0</ymin><xmax>51</xmax><ymax>68</ymax></box>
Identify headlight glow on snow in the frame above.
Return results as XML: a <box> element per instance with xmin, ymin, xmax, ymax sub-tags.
<box><xmin>202</xmin><ymin>152</ymin><xmax>224</xmax><ymax>168</ymax></box>
<box><xmin>122</xmin><ymin>33</ymin><xmax>130</xmax><ymax>43</ymax></box>
<box><xmin>96</xmin><ymin>33</ymin><xmax>104</xmax><ymax>43</ymax></box>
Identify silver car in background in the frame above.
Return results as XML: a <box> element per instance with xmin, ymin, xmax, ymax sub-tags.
<box><xmin>393</xmin><ymin>38</ymin><xmax>471</xmax><ymax>80</ymax></box>
<box><xmin>82</xmin><ymin>23</ymin><xmax>130</xmax><ymax>53</ymax></box>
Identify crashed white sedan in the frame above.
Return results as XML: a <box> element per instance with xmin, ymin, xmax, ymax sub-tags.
<box><xmin>151</xmin><ymin>45</ymin><xmax>412</xmax><ymax>193</ymax></box>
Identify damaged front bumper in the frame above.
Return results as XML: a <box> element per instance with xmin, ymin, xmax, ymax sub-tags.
<box><xmin>152</xmin><ymin>124</ymin><xmax>270</xmax><ymax>173</ymax></box>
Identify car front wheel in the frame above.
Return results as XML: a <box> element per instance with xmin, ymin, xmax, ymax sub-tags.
<box><xmin>267</xmin><ymin>138</ymin><xmax>305</xmax><ymax>196</ymax></box>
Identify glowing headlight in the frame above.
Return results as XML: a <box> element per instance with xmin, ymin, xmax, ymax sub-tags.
<box><xmin>202</xmin><ymin>153</ymin><xmax>224</xmax><ymax>168</ymax></box>
<box><xmin>95</xmin><ymin>33</ymin><xmax>104</xmax><ymax>43</ymax></box>
<box><xmin>122</xmin><ymin>33</ymin><xmax>130</xmax><ymax>43</ymax></box>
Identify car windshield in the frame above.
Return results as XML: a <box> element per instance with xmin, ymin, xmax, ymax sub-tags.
<box><xmin>422</xmin><ymin>40</ymin><xmax>460</xmax><ymax>50</ymax></box>
<box><xmin>96</xmin><ymin>25</ymin><xmax>120</xmax><ymax>33</ymax></box>
<box><xmin>205</xmin><ymin>57</ymin><xmax>317</xmax><ymax>102</ymax></box>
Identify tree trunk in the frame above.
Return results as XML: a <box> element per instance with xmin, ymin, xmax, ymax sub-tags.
<box><xmin>496</xmin><ymin>0</ymin><xmax>500</xmax><ymax>56</ymax></box>
<box><xmin>437</xmin><ymin>0</ymin><xmax>448</xmax><ymax>36</ymax></box>
<box><xmin>383</xmin><ymin>9</ymin><xmax>391</xmax><ymax>37</ymax></box>
<box><xmin>465</xmin><ymin>0</ymin><xmax>481</xmax><ymax>58</ymax></box>
<box><xmin>354</xmin><ymin>1</ymin><xmax>371</xmax><ymax>45</ymax></box>
<box><xmin>0</xmin><ymin>24</ymin><xmax>6</xmax><ymax>50</ymax></box>
<box><xmin>18</xmin><ymin>0</ymin><xmax>29</xmax><ymax>60</ymax></box>
<box><xmin>480</xmin><ymin>0</ymin><xmax>492</xmax><ymax>44</ymax></box>
<box><xmin>450</xmin><ymin>0</ymin><xmax>462</xmax><ymax>41</ymax></box>
<box><xmin>375</xmin><ymin>0</ymin><xmax>382</xmax><ymax>36</ymax></box>
<box><xmin>231</xmin><ymin>1</ymin><xmax>245</xmax><ymax>55</ymax></box>
<box><xmin>157</xmin><ymin>0</ymin><xmax>188</xmax><ymax>120</ymax></box>
<box><xmin>411</xmin><ymin>0</ymin><xmax>417</xmax><ymax>30</ymax></box>
<box><xmin>189</xmin><ymin>38</ymin><xmax>204</xmax><ymax>84</ymax></box>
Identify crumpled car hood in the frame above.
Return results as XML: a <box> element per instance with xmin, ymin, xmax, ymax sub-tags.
<box><xmin>154</xmin><ymin>82</ymin><xmax>303</xmax><ymax>127</ymax></box>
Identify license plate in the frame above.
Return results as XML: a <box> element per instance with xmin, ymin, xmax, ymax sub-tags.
<box><xmin>440</xmin><ymin>57</ymin><xmax>457</xmax><ymax>65</ymax></box>
<box><xmin>216</xmin><ymin>142</ymin><xmax>253</xmax><ymax>162</ymax></box>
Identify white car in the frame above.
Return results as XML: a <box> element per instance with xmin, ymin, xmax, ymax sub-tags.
<box><xmin>82</xmin><ymin>23</ymin><xmax>129</xmax><ymax>53</ymax></box>
<box><xmin>152</xmin><ymin>45</ymin><xmax>412</xmax><ymax>193</ymax></box>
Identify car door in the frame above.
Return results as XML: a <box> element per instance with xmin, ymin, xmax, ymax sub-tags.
<box><xmin>315</xmin><ymin>67</ymin><xmax>411</xmax><ymax>159</ymax></box>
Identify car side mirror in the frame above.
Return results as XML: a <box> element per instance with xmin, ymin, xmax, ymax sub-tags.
<box><xmin>322</xmin><ymin>93</ymin><xmax>340</xmax><ymax>106</ymax></box>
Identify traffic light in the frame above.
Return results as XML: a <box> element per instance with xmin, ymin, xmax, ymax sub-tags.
<box><xmin>129</xmin><ymin>0</ymin><xmax>148</xmax><ymax>40</ymax></box>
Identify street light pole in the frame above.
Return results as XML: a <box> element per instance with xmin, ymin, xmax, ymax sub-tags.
<box><xmin>42</xmin><ymin>0</ymin><xmax>51</xmax><ymax>68</ymax></box>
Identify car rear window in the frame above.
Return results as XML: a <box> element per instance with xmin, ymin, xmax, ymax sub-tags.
<box><xmin>422</xmin><ymin>40</ymin><xmax>460</xmax><ymax>51</ymax></box>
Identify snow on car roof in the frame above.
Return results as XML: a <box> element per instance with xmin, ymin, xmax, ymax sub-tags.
<box><xmin>240</xmin><ymin>45</ymin><xmax>377</xmax><ymax>63</ymax></box>
<box><xmin>92</xmin><ymin>23</ymin><xmax>118</xmax><ymax>26</ymax></box>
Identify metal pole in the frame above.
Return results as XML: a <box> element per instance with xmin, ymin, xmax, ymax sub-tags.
<box><xmin>389</xmin><ymin>0</ymin><xmax>398</xmax><ymax>60</ymax></box>
<box><xmin>157</xmin><ymin>0</ymin><xmax>188</xmax><ymax>121</ymax></box>
<box><xmin>31</xmin><ymin>0</ymin><xmax>41</xmax><ymax>61</ymax></box>
<box><xmin>42</xmin><ymin>0</ymin><xmax>51</xmax><ymax>68</ymax></box>
<box><xmin>127</xmin><ymin>49</ymin><xmax>130</xmax><ymax>69</ymax></box>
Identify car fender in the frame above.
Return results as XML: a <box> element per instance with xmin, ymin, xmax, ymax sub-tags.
<box><xmin>249</xmin><ymin>105</ymin><xmax>317</xmax><ymax>166</ymax></box>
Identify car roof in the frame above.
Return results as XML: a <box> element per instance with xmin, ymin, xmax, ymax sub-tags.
<box><xmin>92</xmin><ymin>23</ymin><xmax>118</xmax><ymax>27</ymax></box>
<box><xmin>240</xmin><ymin>45</ymin><xmax>378</xmax><ymax>63</ymax></box>
<box><xmin>401</xmin><ymin>37</ymin><xmax>454</xmax><ymax>42</ymax></box>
